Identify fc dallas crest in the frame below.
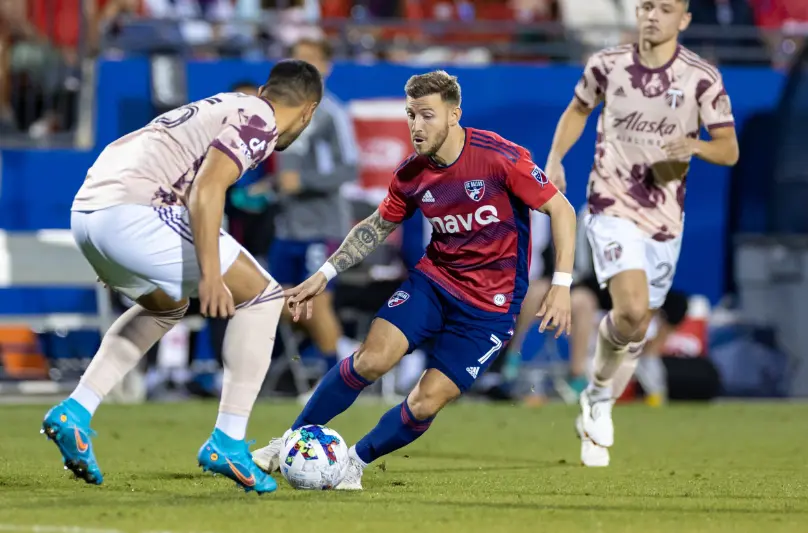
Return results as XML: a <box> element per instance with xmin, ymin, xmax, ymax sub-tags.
<box><xmin>387</xmin><ymin>290</ymin><xmax>410</xmax><ymax>308</ymax></box>
<box><xmin>464</xmin><ymin>180</ymin><xmax>485</xmax><ymax>201</ymax></box>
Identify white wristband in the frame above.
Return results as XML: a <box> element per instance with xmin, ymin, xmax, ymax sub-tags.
<box><xmin>551</xmin><ymin>272</ymin><xmax>573</xmax><ymax>287</ymax></box>
<box><xmin>317</xmin><ymin>262</ymin><xmax>338</xmax><ymax>282</ymax></box>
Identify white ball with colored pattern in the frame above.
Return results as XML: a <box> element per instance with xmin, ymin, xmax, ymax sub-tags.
<box><xmin>279</xmin><ymin>425</ymin><xmax>349</xmax><ymax>490</ymax></box>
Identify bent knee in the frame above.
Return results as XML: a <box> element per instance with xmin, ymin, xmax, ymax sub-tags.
<box><xmin>407</xmin><ymin>381</ymin><xmax>460</xmax><ymax>420</ymax></box>
<box><xmin>407</xmin><ymin>389</ymin><xmax>453</xmax><ymax>420</ymax></box>
<box><xmin>353</xmin><ymin>346</ymin><xmax>396</xmax><ymax>382</ymax></box>
<box><xmin>613</xmin><ymin>299</ymin><xmax>650</xmax><ymax>334</ymax></box>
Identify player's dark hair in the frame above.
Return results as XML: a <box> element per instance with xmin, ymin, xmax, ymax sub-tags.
<box><xmin>405</xmin><ymin>70</ymin><xmax>462</xmax><ymax>106</ymax></box>
<box><xmin>262</xmin><ymin>59</ymin><xmax>323</xmax><ymax>107</ymax></box>
<box><xmin>292</xmin><ymin>38</ymin><xmax>334</xmax><ymax>61</ymax></box>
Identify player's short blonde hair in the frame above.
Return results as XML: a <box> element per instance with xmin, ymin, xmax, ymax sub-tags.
<box><xmin>405</xmin><ymin>70</ymin><xmax>461</xmax><ymax>107</ymax></box>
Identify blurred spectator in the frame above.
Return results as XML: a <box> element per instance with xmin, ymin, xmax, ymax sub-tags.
<box><xmin>511</xmin><ymin>0</ymin><xmax>556</xmax><ymax>22</ymax></box>
<box><xmin>0</xmin><ymin>0</ymin><xmax>34</xmax><ymax>132</ymax></box>
<box><xmin>749</xmin><ymin>0</ymin><xmax>808</xmax><ymax>68</ymax></box>
<box><xmin>0</xmin><ymin>0</ymin><xmax>86</xmax><ymax>138</ymax></box>
<box><xmin>144</xmin><ymin>0</ymin><xmax>239</xmax><ymax>56</ymax></box>
<box><xmin>685</xmin><ymin>0</ymin><xmax>759</xmax><ymax>65</ymax></box>
<box><xmin>558</xmin><ymin>0</ymin><xmax>635</xmax><ymax>54</ymax></box>
<box><xmin>266</xmin><ymin>0</ymin><xmax>323</xmax><ymax>51</ymax></box>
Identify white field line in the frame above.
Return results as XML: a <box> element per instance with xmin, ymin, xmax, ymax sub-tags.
<box><xmin>0</xmin><ymin>525</ymin><xmax>218</xmax><ymax>533</ymax></box>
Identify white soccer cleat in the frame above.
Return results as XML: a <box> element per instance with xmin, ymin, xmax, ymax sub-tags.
<box><xmin>575</xmin><ymin>415</ymin><xmax>610</xmax><ymax>467</ymax></box>
<box><xmin>252</xmin><ymin>429</ymin><xmax>292</xmax><ymax>473</ymax></box>
<box><xmin>335</xmin><ymin>446</ymin><xmax>365</xmax><ymax>491</ymax></box>
<box><xmin>297</xmin><ymin>390</ymin><xmax>315</xmax><ymax>406</ymax></box>
<box><xmin>579</xmin><ymin>388</ymin><xmax>615</xmax><ymax>448</ymax></box>
<box><xmin>297</xmin><ymin>379</ymin><xmax>321</xmax><ymax>406</ymax></box>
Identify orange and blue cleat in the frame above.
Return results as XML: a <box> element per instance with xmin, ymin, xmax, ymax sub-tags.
<box><xmin>197</xmin><ymin>429</ymin><xmax>277</xmax><ymax>494</ymax></box>
<box><xmin>41</xmin><ymin>399</ymin><xmax>104</xmax><ymax>485</ymax></box>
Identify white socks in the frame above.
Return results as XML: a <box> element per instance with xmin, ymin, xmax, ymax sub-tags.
<box><xmin>69</xmin><ymin>384</ymin><xmax>103</xmax><ymax>415</ymax></box>
<box><xmin>72</xmin><ymin>303</ymin><xmax>187</xmax><ymax>414</ymax></box>
<box><xmin>217</xmin><ymin>283</ymin><xmax>284</xmax><ymax>440</ymax></box>
<box><xmin>215</xmin><ymin>412</ymin><xmax>249</xmax><ymax>441</ymax></box>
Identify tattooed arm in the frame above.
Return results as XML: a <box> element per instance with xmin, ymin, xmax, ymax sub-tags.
<box><xmin>283</xmin><ymin>209</ymin><xmax>400</xmax><ymax>321</ymax></box>
<box><xmin>327</xmin><ymin>209</ymin><xmax>400</xmax><ymax>274</ymax></box>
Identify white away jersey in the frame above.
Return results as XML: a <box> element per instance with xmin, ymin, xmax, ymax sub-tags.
<box><xmin>72</xmin><ymin>92</ymin><xmax>278</xmax><ymax>211</ymax></box>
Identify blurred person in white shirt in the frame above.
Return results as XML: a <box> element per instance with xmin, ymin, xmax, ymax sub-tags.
<box><xmin>558</xmin><ymin>0</ymin><xmax>636</xmax><ymax>52</ymax></box>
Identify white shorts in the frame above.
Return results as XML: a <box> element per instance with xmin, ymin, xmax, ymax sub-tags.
<box><xmin>71</xmin><ymin>205</ymin><xmax>249</xmax><ymax>301</ymax></box>
<box><xmin>584</xmin><ymin>214</ymin><xmax>681</xmax><ymax>309</ymax></box>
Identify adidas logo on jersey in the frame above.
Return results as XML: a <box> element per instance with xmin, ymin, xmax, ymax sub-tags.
<box><xmin>466</xmin><ymin>366</ymin><xmax>479</xmax><ymax>379</ymax></box>
<box><xmin>422</xmin><ymin>190</ymin><xmax>435</xmax><ymax>203</ymax></box>
<box><xmin>614</xmin><ymin>86</ymin><xmax>626</xmax><ymax>97</ymax></box>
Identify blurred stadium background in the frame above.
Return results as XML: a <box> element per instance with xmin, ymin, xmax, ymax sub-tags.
<box><xmin>0</xmin><ymin>0</ymin><xmax>806</xmax><ymax>407</ymax></box>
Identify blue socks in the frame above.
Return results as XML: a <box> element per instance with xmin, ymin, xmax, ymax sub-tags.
<box><xmin>292</xmin><ymin>356</ymin><xmax>435</xmax><ymax>465</ymax></box>
<box><xmin>354</xmin><ymin>400</ymin><xmax>434</xmax><ymax>464</ymax></box>
<box><xmin>293</xmin><ymin>355</ymin><xmax>372</xmax><ymax>430</ymax></box>
<box><xmin>323</xmin><ymin>352</ymin><xmax>338</xmax><ymax>372</ymax></box>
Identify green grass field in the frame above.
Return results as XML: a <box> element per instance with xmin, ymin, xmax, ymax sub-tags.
<box><xmin>1</xmin><ymin>400</ymin><xmax>806</xmax><ymax>533</ymax></box>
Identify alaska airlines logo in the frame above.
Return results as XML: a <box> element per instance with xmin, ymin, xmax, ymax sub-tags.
<box><xmin>428</xmin><ymin>205</ymin><xmax>500</xmax><ymax>234</ymax></box>
<box><xmin>613</xmin><ymin>112</ymin><xmax>677</xmax><ymax>137</ymax></box>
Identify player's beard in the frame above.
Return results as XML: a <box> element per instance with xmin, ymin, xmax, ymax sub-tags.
<box><xmin>418</xmin><ymin>124</ymin><xmax>450</xmax><ymax>158</ymax></box>
<box><xmin>274</xmin><ymin>127</ymin><xmax>304</xmax><ymax>152</ymax></box>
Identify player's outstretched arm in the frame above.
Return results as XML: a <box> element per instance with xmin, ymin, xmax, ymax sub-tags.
<box><xmin>540</xmin><ymin>193</ymin><xmax>577</xmax><ymax>277</ymax></box>
<box><xmin>327</xmin><ymin>208</ymin><xmax>399</xmax><ymax>274</ymax></box>
<box><xmin>284</xmin><ymin>209</ymin><xmax>399</xmax><ymax>322</ymax></box>
<box><xmin>545</xmin><ymin>98</ymin><xmax>593</xmax><ymax>193</ymax></box>
<box><xmin>537</xmin><ymin>192</ymin><xmax>577</xmax><ymax>337</ymax></box>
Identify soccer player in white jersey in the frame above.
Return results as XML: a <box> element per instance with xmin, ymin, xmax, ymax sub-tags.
<box><xmin>41</xmin><ymin>60</ymin><xmax>323</xmax><ymax>493</ymax></box>
<box><xmin>544</xmin><ymin>0</ymin><xmax>739</xmax><ymax>466</ymax></box>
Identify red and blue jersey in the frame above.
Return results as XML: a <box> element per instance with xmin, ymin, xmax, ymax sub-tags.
<box><xmin>379</xmin><ymin>128</ymin><xmax>558</xmax><ymax>314</ymax></box>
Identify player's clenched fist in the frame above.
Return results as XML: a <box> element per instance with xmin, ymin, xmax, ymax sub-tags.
<box><xmin>283</xmin><ymin>272</ymin><xmax>328</xmax><ymax>322</ymax></box>
<box><xmin>198</xmin><ymin>277</ymin><xmax>235</xmax><ymax>319</ymax></box>
<box><xmin>536</xmin><ymin>285</ymin><xmax>572</xmax><ymax>339</ymax></box>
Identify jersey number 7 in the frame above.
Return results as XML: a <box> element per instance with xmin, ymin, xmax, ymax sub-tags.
<box><xmin>478</xmin><ymin>334</ymin><xmax>503</xmax><ymax>365</ymax></box>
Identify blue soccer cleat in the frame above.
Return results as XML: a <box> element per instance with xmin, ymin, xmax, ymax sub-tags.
<box><xmin>41</xmin><ymin>399</ymin><xmax>104</xmax><ymax>485</ymax></box>
<box><xmin>197</xmin><ymin>429</ymin><xmax>277</xmax><ymax>494</ymax></box>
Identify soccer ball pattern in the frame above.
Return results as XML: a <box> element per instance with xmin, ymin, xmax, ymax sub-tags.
<box><xmin>279</xmin><ymin>425</ymin><xmax>349</xmax><ymax>490</ymax></box>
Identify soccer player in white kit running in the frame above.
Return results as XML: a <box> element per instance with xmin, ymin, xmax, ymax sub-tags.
<box><xmin>544</xmin><ymin>0</ymin><xmax>739</xmax><ymax>466</ymax></box>
<box><xmin>41</xmin><ymin>60</ymin><xmax>323</xmax><ymax>493</ymax></box>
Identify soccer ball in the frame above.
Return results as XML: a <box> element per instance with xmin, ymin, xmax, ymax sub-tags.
<box><xmin>279</xmin><ymin>425</ymin><xmax>349</xmax><ymax>490</ymax></box>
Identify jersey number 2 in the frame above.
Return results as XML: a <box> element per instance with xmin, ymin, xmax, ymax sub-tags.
<box><xmin>650</xmin><ymin>262</ymin><xmax>673</xmax><ymax>288</ymax></box>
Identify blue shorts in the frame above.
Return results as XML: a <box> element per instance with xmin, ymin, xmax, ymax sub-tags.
<box><xmin>269</xmin><ymin>239</ymin><xmax>338</xmax><ymax>288</ymax></box>
<box><xmin>376</xmin><ymin>270</ymin><xmax>516</xmax><ymax>393</ymax></box>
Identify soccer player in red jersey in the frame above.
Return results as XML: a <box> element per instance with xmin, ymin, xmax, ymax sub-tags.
<box><xmin>253</xmin><ymin>70</ymin><xmax>578</xmax><ymax>489</ymax></box>
<box><xmin>544</xmin><ymin>0</ymin><xmax>739</xmax><ymax>466</ymax></box>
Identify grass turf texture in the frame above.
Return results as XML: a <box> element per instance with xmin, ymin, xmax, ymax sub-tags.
<box><xmin>0</xmin><ymin>401</ymin><xmax>806</xmax><ymax>533</ymax></box>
